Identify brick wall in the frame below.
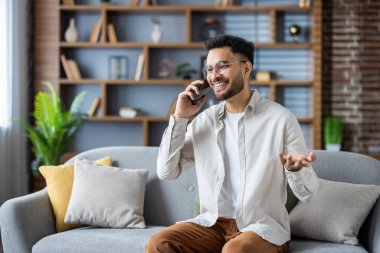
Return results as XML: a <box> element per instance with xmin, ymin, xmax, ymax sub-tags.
<box><xmin>322</xmin><ymin>0</ymin><xmax>380</xmax><ymax>153</ymax></box>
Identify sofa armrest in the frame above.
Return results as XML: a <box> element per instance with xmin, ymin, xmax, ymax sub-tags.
<box><xmin>360</xmin><ymin>198</ymin><xmax>380</xmax><ymax>253</ymax></box>
<box><xmin>0</xmin><ymin>189</ymin><xmax>56</xmax><ymax>253</ymax></box>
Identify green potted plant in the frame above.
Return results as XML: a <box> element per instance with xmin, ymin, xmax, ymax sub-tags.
<box><xmin>19</xmin><ymin>81</ymin><xmax>87</xmax><ymax>175</ymax></box>
<box><xmin>175</xmin><ymin>63</ymin><xmax>197</xmax><ymax>80</ymax></box>
<box><xmin>324</xmin><ymin>116</ymin><xmax>343</xmax><ymax>151</ymax></box>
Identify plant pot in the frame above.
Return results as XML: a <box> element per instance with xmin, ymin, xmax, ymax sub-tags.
<box><xmin>33</xmin><ymin>175</ymin><xmax>46</xmax><ymax>192</ymax></box>
<box><xmin>325</xmin><ymin>144</ymin><xmax>341</xmax><ymax>151</ymax></box>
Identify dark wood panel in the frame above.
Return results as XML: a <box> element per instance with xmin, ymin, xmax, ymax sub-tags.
<box><xmin>34</xmin><ymin>0</ymin><xmax>60</xmax><ymax>91</ymax></box>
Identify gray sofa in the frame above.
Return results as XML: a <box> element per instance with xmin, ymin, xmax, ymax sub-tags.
<box><xmin>1</xmin><ymin>146</ymin><xmax>379</xmax><ymax>253</ymax></box>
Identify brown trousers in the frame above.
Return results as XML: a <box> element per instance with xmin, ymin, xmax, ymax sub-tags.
<box><xmin>146</xmin><ymin>218</ymin><xmax>289</xmax><ymax>253</ymax></box>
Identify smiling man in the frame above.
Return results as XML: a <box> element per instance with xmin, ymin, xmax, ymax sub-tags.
<box><xmin>146</xmin><ymin>35</ymin><xmax>319</xmax><ymax>253</ymax></box>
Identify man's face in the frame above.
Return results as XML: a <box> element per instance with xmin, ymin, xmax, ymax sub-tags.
<box><xmin>206</xmin><ymin>47</ymin><xmax>245</xmax><ymax>101</ymax></box>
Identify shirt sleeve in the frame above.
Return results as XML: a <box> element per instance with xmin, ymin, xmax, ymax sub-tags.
<box><xmin>157</xmin><ymin>115</ymin><xmax>195</xmax><ymax>180</ymax></box>
<box><xmin>283</xmin><ymin>111</ymin><xmax>319</xmax><ymax>203</ymax></box>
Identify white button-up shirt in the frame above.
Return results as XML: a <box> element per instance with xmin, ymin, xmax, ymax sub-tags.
<box><xmin>157</xmin><ymin>90</ymin><xmax>319</xmax><ymax>245</ymax></box>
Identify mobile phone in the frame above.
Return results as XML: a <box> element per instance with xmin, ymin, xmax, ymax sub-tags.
<box><xmin>192</xmin><ymin>80</ymin><xmax>211</xmax><ymax>105</ymax></box>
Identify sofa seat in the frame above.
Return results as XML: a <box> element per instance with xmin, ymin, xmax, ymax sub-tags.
<box><xmin>2</xmin><ymin>148</ymin><xmax>378</xmax><ymax>253</ymax></box>
<box><xmin>290</xmin><ymin>238</ymin><xmax>368</xmax><ymax>253</ymax></box>
<box><xmin>32</xmin><ymin>226</ymin><xmax>369</xmax><ymax>253</ymax></box>
<box><xmin>32</xmin><ymin>226</ymin><xmax>166</xmax><ymax>253</ymax></box>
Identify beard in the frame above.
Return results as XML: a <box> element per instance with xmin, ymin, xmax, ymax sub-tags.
<box><xmin>213</xmin><ymin>75</ymin><xmax>244</xmax><ymax>101</ymax></box>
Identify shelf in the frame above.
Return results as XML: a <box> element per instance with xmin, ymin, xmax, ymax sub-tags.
<box><xmin>52</xmin><ymin>1</ymin><xmax>321</xmax><ymax>149</ymax></box>
<box><xmin>60</xmin><ymin>79</ymin><xmax>314</xmax><ymax>86</ymax></box>
<box><xmin>88</xmin><ymin>116</ymin><xmax>169</xmax><ymax>122</ymax></box>
<box><xmin>298</xmin><ymin>117</ymin><xmax>313</xmax><ymax>123</ymax></box>
<box><xmin>250</xmin><ymin>80</ymin><xmax>313</xmax><ymax>86</ymax></box>
<box><xmin>60</xmin><ymin>42</ymin><xmax>312</xmax><ymax>48</ymax></box>
<box><xmin>60</xmin><ymin>42</ymin><xmax>203</xmax><ymax>48</ymax></box>
<box><xmin>60</xmin><ymin>5</ymin><xmax>311</xmax><ymax>12</ymax></box>
<box><xmin>59</xmin><ymin>79</ymin><xmax>189</xmax><ymax>85</ymax></box>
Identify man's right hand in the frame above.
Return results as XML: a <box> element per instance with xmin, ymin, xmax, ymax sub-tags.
<box><xmin>174</xmin><ymin>80</ymin><xmax>207</xmax><ymax>118</ymax></box>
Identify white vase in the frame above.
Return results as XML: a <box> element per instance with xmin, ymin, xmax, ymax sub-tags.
<box><xmin>326</xmin><ymin>144</ymin><xmax>341</xmax><ymax>151</ymax></box>
<box><xmin>151</xmin><ymin>24</ymin><xmax>163</xmax><ymax>43</ymax></box>
<box><xmin>64</xmin><ymin>18</ymin><xmax>78</xmax><ymax>42</ymax></box>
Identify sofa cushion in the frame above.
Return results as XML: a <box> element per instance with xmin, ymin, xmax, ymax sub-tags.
<box><xmin>290</xmin><ymin>178</ymin><xmax>380</xmax><ymax>245</ymax></box>
<box><xmin>290</xmin><ymin>238</ymin><xmax>368</xmax><ymax>253</ymax></box>
<box><xmin>39</xmin><ymin>157</ymin><xmax>112</xmax><ymax>232</ymax></box>
<box><xmin>32</xmin><ymin>226</ymin><xmax>166</xmax><ymax>253</ymax></box>
<box><xmin>65</xmin><ymin>159</ymin><xmax>148</xmax><ymax>228</ymax></box>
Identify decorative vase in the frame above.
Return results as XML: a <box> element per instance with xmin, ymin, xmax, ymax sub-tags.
<box><xmin>151</xmin><ymin>24</ymin><xmax>163</xmax><ymax>43</ymax></box>
<box><xmin>64</xmin><ymin>18</ymin><xmax>78</xmax><ymax>42</ymax></box>
<box><xmin>326</xmin><ymin>144</ymin><xmax>341</xmax><ymax>151</ymax></box>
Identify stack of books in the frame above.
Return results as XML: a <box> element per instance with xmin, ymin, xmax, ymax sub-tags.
<box><xmin>61</xmin><ymin>54</ymin><xmax>82</xmax><ymax>80</ymax></box>
<box><xmin>89</xmin><ymin>18</ymin><xmax>118</xmax><ymax>43</ymax></box>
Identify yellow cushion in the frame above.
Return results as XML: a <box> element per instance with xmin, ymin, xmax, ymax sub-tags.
<box><xmin>39</xmin><ymin>157</ymin><xmax>112</xmax><ymax>233</ymax></box>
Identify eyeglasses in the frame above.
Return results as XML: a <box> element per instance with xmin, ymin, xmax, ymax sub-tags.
<box><xmin>202</xmin><ymin>60</ymin><xmax>246</xmax><ymax>78</ymax></box>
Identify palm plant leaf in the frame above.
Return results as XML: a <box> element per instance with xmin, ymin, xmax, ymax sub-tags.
<box><xmin>17</xmin><ymin>81</ymin><xmax>87</xmax><ymax>168</ymax></box>
<box><xmin>70</xmin><ymin>90</ymin><xmax>88</xmax><ymax>113</ymax></box>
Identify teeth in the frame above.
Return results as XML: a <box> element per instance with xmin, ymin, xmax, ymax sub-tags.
<box><xmin>213</xmin><ymin>82</ymin><xmax>224</xmax><ymax>88</ymax></box>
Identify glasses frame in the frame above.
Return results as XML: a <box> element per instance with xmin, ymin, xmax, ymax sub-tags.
<box><xmin>202</xmin><ymin>60</ymin><xmax>246</xmax><ymax>78</ymax></box>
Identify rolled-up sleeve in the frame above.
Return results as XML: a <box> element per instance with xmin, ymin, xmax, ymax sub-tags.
<box><xmin>157</xmin><ymin>115</ymin><xmax>195</xmax><ymax>180</ymax></box>
<box><xmin>283</xmin><ymin>112</ymin><xmax>319</xmax><ymax>202</ymax></box>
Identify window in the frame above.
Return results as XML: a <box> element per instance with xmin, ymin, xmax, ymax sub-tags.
<box><xmin>0</xmin><ymin>0</ymin><xmax>9</xmax><ymax>127</ymax></box>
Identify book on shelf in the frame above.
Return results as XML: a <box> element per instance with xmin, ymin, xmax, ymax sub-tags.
<box><xmin>90</xmin><ymin>18</ymin><xmax>102</xmax><ymax>43</ymax></box>
<box><xmin>88</xmin><ymin>98</ymin><xmax>101</xmax><ymax>117</ymax></box>
<box><xmin>60</xmin><ymin>54</ymin><xmax>74</xmax><ymax>80</ymax></box>
<box><xmin>107</xmin><ymin>24</ymin><xmax>118</xmax><ymax>43</ymax></box>
<box><xmin>134</xmin><ymin>53</ymin><xmax>145</xmax><ymax>81</ymax></box>
<box><xmin>67</xmin><ymin>60</ymin><xmax>82</xmax><ymax>79</ymax></box>
<box><xmin>119</xmin><ymin>107</ymin><xmax>140</xmax><ymax>118</ymax></box>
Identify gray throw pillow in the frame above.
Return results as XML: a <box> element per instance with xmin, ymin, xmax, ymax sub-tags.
<box><xmin>64</xmin><ymin>159</ymin><xmax>148</xmax><ymax>228</ymax></box>
<box><xmin>289</xmin><ymin>178</ymin><xmax>380</xmax><ymax>245</ymax></box>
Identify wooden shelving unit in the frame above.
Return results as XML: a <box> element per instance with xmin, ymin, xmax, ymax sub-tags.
<box><xmin>53</xmin><ymin>0</ymin><xmax>321</xmax><ymax>147</ymax></box>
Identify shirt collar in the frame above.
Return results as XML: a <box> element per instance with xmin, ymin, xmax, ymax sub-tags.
<box><xmin>216</xmin><ymin>89</ymin><xmax>261</xmax><ymax>121</ymax></box>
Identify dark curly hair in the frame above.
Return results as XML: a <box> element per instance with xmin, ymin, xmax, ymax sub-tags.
<box><xmin>204</xmin><ymin>35</ymin><xmax>254</xmax><ymax>65</ymax></box>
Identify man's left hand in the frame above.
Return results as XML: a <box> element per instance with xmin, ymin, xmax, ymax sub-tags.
<box><xmin>278</xmin><ymin>152</ymin><xmax>316</xmax><ymax>172</ymax></box>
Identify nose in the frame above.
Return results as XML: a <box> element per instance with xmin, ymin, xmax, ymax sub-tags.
<box><xmin>209</xmin><ymin>68</ymin><xmax>222</xmax><ymax>80</ymax></box>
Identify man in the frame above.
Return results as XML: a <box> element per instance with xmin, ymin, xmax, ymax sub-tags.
<box><xmin>146</xmin><ymin>35</ymin><xmax>319</xmax><ymax>253</ymax></box>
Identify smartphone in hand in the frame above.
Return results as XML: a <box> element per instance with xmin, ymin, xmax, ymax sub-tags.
<box><xmin>192</xmin><ymin>80</ymin><xmax>211</xmax><ymax>105</ymax></box>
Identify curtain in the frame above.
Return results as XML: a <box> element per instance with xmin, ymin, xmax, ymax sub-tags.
<box><xmin>0</xmin><ymin>0</ymin><xmax>31</xmax><ymax>205</ymax></box>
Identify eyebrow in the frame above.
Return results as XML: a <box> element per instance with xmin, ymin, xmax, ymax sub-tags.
<box><xmin>206</xmin><ymin>60</ymin><xmax>228</xmax><ymax>67</ymax></box>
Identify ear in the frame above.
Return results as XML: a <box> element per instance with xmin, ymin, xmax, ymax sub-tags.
<box><xmin>244</xmin><ymin>62</ymin><xmax>253</xmax><ymax>78</ymax></box>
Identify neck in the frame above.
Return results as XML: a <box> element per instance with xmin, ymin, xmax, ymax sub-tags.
<box><xmin>225</xmin><ymin>85</ymin><xmax>252</xmax><ymax>113</ymax></box>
